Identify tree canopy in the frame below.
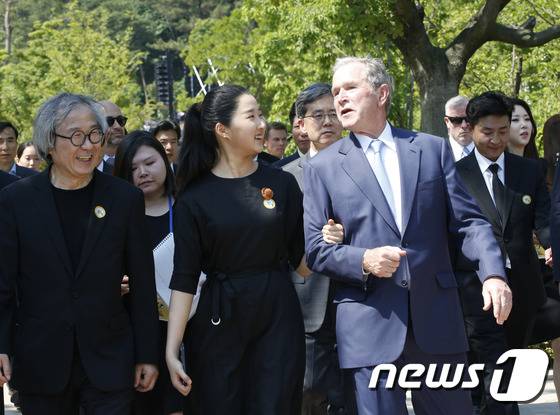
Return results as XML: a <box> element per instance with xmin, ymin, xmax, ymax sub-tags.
<box><xmin>1</xmin><ymin>0</ymin><xmax>560</xmax><ymax>149</ymax></box>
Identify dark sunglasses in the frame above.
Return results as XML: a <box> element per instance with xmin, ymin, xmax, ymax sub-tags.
<box><xmin>446</xmin><ymin>116</ymin><xmax>467</xmax><ymax>125</ymax></box>
<box><xmin>106</xmin><ymin>115</ymin><xmax>128</xmax><ymax>127</ymax></box>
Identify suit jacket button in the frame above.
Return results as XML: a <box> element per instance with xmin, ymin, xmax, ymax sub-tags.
<box><xmin>401</xmin><ymin>280</ymin><xmax>408</xmax><ymax>287</ymax></box>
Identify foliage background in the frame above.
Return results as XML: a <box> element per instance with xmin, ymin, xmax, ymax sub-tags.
<box><xmin>0</xmin><ymin>0</ymin><xmax>559</xmax><ymax>151</ymax></box>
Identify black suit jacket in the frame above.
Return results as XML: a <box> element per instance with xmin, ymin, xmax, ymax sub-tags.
<box><xmin>455</xmin><ymin>152</ymin><xmax>549</xmax><ymax>332</ymax></box>
<box><xmin>273</xmin><ymin>151</ymin><xmax>300</xmax><ymax>168</ymax></box>
<box><xmin>0</xmin><ymin>169</ymin><xmax>159</xmax><ymax>394</ymax></box>
<box><xmin>0</xmin><ymin>170</ymin><xmax>17</xmax><ymax>190</ymax></box>
<box><xmin>257</xmin><ymin>151</ymin><xmax>280</xmax><ymax>166</ymax></box>
<box><xmin>551</xmin><ymin>162</ymin><xmax>560</xmax><ymax>282</ymax></box>
<box><xmin>13</xmin><ymin>164</ymin><xmax>38</xmax><ymax>179</ymax></box>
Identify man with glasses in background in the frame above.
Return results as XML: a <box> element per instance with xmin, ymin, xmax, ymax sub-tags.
<box><xmin>283</xmin><ymin>83</ymin><xmax>353</xmax><ymax>415</ymax></box>
<box><xmin>98</xmin><ymin>100</ymin><xmax>128</xmax><ymax>174</ymax></box>
<box><xmin>444</xmin><ymin>96</ymin><xmax>474</xmax><ymax>161</ymax></box>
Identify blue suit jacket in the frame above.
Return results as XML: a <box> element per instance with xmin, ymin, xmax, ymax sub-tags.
<box><xmin>303</xmin><ymin>126</ymin><xmax>505</xmax><ymax>369</ymax></box>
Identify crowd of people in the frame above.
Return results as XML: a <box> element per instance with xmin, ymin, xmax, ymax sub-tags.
<box><xmin>0</xmin><ymin>55</ymin><xmax>560</xmax><ymax>415</ymax></box>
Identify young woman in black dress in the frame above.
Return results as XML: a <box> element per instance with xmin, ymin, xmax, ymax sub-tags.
<box><xmin>113</xmin><ymin>131</ymin><xmax>183</xmax><ymax>415</ymax></box>
<box><xmin>166</xmin><ymin>85</ymin><xmax>307</xmax><ymax>414</ymax></box>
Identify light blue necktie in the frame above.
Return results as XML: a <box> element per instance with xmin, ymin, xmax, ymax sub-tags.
<box><xmin>370</xmin><ymin>139</ymin><xmax>396</xmax><ymax>222</ymax></box>
<box><xmin>461</xmin><ymin>145</ymin><xmax>471</xmax><ymax>159</ymax></box>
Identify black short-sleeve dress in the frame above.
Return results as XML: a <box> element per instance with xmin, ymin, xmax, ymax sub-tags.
<box><xmin>170</xmin><ymin>164</ymin><xmax>306</xmax><ymax>414</ymax></box>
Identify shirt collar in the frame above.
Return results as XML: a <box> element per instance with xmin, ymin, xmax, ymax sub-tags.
<box><xmin>8</xmin><ymin>162</ymin><xmax>17</xmax><ymax>176</ymax></box>
<box><xmin>474</xmin><ymin>147</ymin><xmax>505</xmax><ymax>173</ymax></box>
<box><xmin>354</xmin><ymin>121</ymin><xmax>395</xmax><ymax>153</ymax></box>
<box><xmin>449</xmin><ymin>137</ymin><xmax>474</xmax><ymax>151</ymax></box>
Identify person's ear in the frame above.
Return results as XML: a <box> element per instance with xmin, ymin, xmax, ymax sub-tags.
<box><xmin>215</xmin><ymin>123</ymin><xmax>230</xmax><ymax>140</ymax></box>
<box><xmin>377</xmin><ymin>84</ymin><xmax>390</xmax><ymax>108</ymax></box>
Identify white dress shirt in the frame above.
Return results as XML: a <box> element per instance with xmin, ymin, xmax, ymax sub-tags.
<box><xmin>355</xmin><ymin>122</ymin><xmax>402</xmax><ymax>233</ymax></box>
<box><xmin>474</xmin><ymin>149</ymin><xmax>505</xmax><ymax>205</ymax></box>
<box><xmin>449</xmin><ymin>137</ymin><xmax>474</xmax><ymax>162</ymax></box>
<box><xmin>474</xmin><ymin>148</ymin><xmax>510</xmax><ymax>268</ymax></box>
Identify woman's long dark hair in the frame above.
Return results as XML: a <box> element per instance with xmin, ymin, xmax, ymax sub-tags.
<box><xmin>113</xmin><ymin>130</ymin><xmax>175</xmax><ymax>198</ymax></box>
<box><xmin>544</xmin><ymin>114</ymin><xmax>560</xmax><ymax>188</ymax></box>
<box><xmin>510</xmin><ymin>97</ymin><xmax>538</xmax><ymax>159</ymax></box>
<box><xmin>175</xmin><ymin>84</ymin><xmax>248</xmax><ymax>194</ymax></box>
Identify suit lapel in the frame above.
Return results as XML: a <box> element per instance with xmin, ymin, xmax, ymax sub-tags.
<box><xmin>32</xmin><ymin>169</ymin><xmax>74</xmax><ymax>278</ymax></box>
<box><xmin>394</xmin><ymin>128</ymin><xmax>420</xmax><ymax>237</ymax></box>
<box><xmin>503</xmin><ymin>153</ymin><xmax>519</xmax><ymax>230</ymax></box>
<box><xmin>340</xmin><ymin>133</ymin><xmax>400</xmax><ymax>238</ymax></box>
<box><xmin>458</xmin><ymin>153</ymin><xmax>502</xmax><ymax>230</ymax></box>
<box><xmin>75</xmin><ymin>171</ymin><xmax>113</xmax><ymax>278</ymax></box>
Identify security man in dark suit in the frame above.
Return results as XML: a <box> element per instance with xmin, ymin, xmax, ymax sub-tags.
<box><xmin>284</xmin><ymin>83</ymin><xmax>353</xmax><ymax>415</ymax></box>
<box><xmin>455</xmin><ymin>92</ymin><xmax>550</xmax><ymax>414</ymax></box>
<box><xmin>0</xmin><ymin>93</ymin><xmax>159</xmax><ymax>415</ymax></box>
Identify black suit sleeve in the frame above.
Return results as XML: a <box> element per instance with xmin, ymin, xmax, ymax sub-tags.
<box><xmin>551</xmin><ymin>166</ymin><xmax>560</xmax><ymax>281</ymax></box>
<box><xmin>534</xmin><ymin>164</ymin><xmax>551</xmax><ymax>248</ymax></box>
<box><xmin>125</xmin><ymin>189</ymin><xmax>159</xmax><ymax>364</ymax></box>
<box><xmin>284</xmin><ymin>172</ymin><xmax>304</xmax><ymax>269</ymax></box>
<box><xmin>0</xmin><ymin>191</ymin><xmax>18</xmax><ymax>355</ymax></box>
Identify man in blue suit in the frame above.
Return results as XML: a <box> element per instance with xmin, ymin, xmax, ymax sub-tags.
<box><xmin>303</xmin><ymin>56</ymin><xmax>512</xmax><ymax>415</ymax></box>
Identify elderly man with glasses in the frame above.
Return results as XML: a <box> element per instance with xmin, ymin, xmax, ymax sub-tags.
<box><xmin>0</xmin><ymin>93</ymin><xmax>159</xmax><ymax>415</ymax></box>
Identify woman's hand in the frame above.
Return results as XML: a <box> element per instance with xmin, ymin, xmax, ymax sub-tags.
<box><xmin>322</xmin><ymin>219</ymin><xmax>344</xmax><ymax>244</ymax></box>
<box><xmin>166</xmin><ymin>355</ymin><xmax>193</xmax><ymax>396</ymax></box>
<box><xmin>121</xmin><ymin>275</ymin><xmax>130</xmax><ymax>296</ymax></box>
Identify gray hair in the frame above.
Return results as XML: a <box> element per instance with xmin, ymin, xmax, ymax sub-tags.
<box><xmin>445</xmin><ymin>95</ymin><xmax>469</xmax><ymax>114</ymax></box>
<box><xmin>295</xmin><ymin>83</ymin><xmax>333</xmax><ymax>119</ymax></box>
<box><xmin>333</xmin><ymin>56</ymin><xmax>394</xmax><ymax>113</ymax></box>
<box><xmin>32</xmin><ymin>93</ymin><xmax>108</xmax><ymax>162</ymax></box>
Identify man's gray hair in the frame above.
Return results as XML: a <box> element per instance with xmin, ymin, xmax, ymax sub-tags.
<box><xmin>295</xmin><ymin>83</ymin><xmax>333</xmax><ymax>119</ymax></box>
<box><xmin>333</xmin><ymin>56</ymin><xmax>394</xmax><ymax>113</ymax></box>
<box><xmin>445</xmin><ymin>95</ymin><xmax>469</xmax><ymax>114</ymax></box>
<box><xmin>33</xmin><ymin>93</ymin><xmax>108</xmax><ymax>162</ymax></box>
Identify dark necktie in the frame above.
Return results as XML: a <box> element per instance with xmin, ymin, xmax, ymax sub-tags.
<box><xmin>488</xmin><ymin>163</ymin><xmax>505</xmax><ymax>222</ymax></box>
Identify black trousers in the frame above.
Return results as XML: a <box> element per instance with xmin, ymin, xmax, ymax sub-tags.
<box><xmin>184</xmin><ymin>270</ymin><xmax>305</xmax><ymax>415</ymax></box>
<box><xmin>18</xmin><ymin>349</ymin><xmax>133</xmax><ymax>415</ymax></box>
<box><xmin>302</xmin><ymin>287</ymin><xmax>356</xmax><ymax>415</ymax></box>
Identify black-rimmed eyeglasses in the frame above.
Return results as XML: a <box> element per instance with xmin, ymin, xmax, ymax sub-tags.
<box><xmin>54</xmin><ymin>128</ymin><xmax>104</xmax><ymax>147</ymax></box>
<box><xmin>303</xmin><ymin>111</ymin><xmax>340</xmax><ymax>123</ymax></box>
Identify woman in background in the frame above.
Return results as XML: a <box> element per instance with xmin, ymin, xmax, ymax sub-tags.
<box><xmin>114</xmin><ymin>131</ymin><xmax>183</xmax><ymax>415</ymax></box>
<box><xmin>15</xmin><ymin>142</ymin><xmax>42</xmax><ymax>171</ymax></box>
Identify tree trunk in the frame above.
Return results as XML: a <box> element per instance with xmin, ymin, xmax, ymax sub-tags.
<box><xmin>414</xmin><ymin>66</ymin><xmax>459</xmax><ymax>138</ymax></box>
<box><xmin>4</xmin><ymin>0</ymin><xmax>13</xmax><ymax>54</ymax></box>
